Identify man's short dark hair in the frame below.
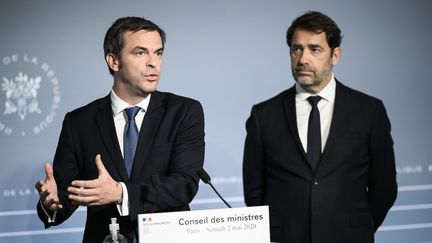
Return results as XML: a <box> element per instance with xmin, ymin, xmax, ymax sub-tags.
<box><xmin>286</xmin><ymin>11</ymin><xmax>342</xmax><ymax>50</ymax></box>
<box><xmin>103</xmin><ymin>16</ymin><xmax>166</xmax><ymax>75</ymax></box>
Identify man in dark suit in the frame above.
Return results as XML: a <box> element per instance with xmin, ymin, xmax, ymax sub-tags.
<box><xmin>35</xmin><ymin>17</ymin><xmax>205</xmax><ymax>242</ymax></box>
<box><xmin>243</xmin><ymin>11</ymin><xmax>397</xmax><ymax>243</ymax></box>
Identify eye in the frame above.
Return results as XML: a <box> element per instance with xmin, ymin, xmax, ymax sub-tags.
<box><xmin>290</xmin><ymin>47</ymin><xmax>302</xmax><ymax>55</ymax></box>
<box><xmin>136</xmin><ymin>51</ymin><xmax>145</xmax><ymax>56</ymax></box>
<box><xmin>311</xmin><ymin>48</ymin><xmax>322</xmax><ymax>54</ymax></box>
<box><xmin>156</xmin><ymin>50</ymin><xmax>163</xmax><ymax>57</ymax></box>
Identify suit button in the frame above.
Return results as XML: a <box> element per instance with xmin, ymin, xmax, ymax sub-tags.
<box><xmin>313</xmin><ymin>179</ymin><xmax>319</xmax><ymax>186</ymax></box>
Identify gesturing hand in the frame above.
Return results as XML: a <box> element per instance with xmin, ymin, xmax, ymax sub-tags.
<box><xmin>67</xmin><ymin>154</ymin><xmax>123</xmax><ymax>206</ymax></box>
<box><xmin>35</xmin><ymin>163</ymin><xmax>63</xmax><ymax>211</ymax></box>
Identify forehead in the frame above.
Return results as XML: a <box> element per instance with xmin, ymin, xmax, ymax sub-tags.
<box><xmin>291</xmin><ymin>28</ymin><xmax>329</xmax><ymax>47</ymax></box>
<box><xmin>122</xmin><ymin>30</ymin><xmax>163</xmax><ymax>48</ymax></box>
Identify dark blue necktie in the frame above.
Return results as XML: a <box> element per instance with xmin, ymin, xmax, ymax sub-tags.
<box><xmin>307</xmin><ymin>96</ymin><xmax>322</xmax><ymax>170</ymax></box>
<box><xmin>124</xmin><ymin>106</ymin><xmax>140</xmax><ymax>176</ymax></box>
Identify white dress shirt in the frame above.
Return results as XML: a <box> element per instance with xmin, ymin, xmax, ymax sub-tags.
<box><xmin>295</xmin><ymin>75</ymin><xmax>336</xmax><ymax>153</ymax></box>
<box><xmin>111</xmin><ymin>90</ymin><xmax>151</xmax><ymax>216</ymax></box>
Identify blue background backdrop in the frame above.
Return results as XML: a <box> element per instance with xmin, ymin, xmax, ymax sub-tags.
<box><xmin>1</xmin><ymin>0</ymin><xmax>431</xmax><ymax>242</ymax></box>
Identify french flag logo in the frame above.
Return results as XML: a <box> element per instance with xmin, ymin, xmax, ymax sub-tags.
<box><xmin>142</xmin><ymin>217</ymin><xmax>152</xmax><ymax>222</ymax></box>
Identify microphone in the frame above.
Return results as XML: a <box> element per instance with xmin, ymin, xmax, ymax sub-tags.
<box><xmin>151</xmin><ymin>174</ymin><xmax>160</xmax><ymax>213</ymax></box>
<box><xmin>197</xmin><ymin>168</ymin><xmax>232</xmax><ymax>208</ymax></box>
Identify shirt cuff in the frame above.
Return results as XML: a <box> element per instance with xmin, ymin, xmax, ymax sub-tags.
<box><xmin>39</xmin><ymin>200</ymin><xmax>57</xmax><ymax>223</ymax></box>
<box><xmin>116</xmin><ymin>182</ymin><xmax>129</xmax><ymax>216</ymax></box>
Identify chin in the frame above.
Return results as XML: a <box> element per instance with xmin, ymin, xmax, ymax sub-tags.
<box><xmin>141</xmin><ymin>83</ymin><xmax>159</xmax><ymax>93</ymax></box>
<box><xmin>142</xmin><ymin>89</ymin><xmax>156</xmax><ymax>95</ymax></box>
<box><xmin>296</xmin><ymin>78</ymin><xmax>313</xmax><ymax>86</ymax></box>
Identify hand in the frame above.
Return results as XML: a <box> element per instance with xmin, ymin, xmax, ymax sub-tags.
<box><xmin>35</xmin><ymin>163</ymin><xmax>63</xmax><ymax>211</ymax></box>
<box><xmin>67</xmin><ymin>154</ymin><xmax>123</xmax><ymax>206</ymax></box>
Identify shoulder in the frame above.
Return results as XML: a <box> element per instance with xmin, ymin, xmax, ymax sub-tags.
<box><xmin>252</xmin><ymin>87</ymin><xmax>294</xmax><ymax>112</ymax></box>
<box><xmin>336</xmin><ymin>81</ymin><xmax>383</xmax><ymax>107</ymax></box>
<box><xmin>152</xmin><ymin>91</ymin><xmax>204</xmax><ymax>115</ymax></box>
<box><xmin>156</xmin><ymin>91</ymin><xmax>201</xmax><ymax>105</ymax></box>
<box><xmin>64</xmin><ymin>95</ymin><xmax>110</xmax><ymax>120</ymax></box>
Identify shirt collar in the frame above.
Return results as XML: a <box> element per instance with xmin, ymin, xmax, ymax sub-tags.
<box><xmin>110</xmin><ymin>90</ymin><xmax>151</xmax><ymax>116</ymax></box>
<box><xmin>295</xmin><ymin>73</ymin><xmax>336</xmax><ymax>103</ymax></box>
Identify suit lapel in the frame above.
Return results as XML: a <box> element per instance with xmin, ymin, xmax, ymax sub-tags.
<box><xmin>321</xmin><ymin>81</ymin><xmax>351</xmax><ymax>163</ymax></box>
<box><xmin>95</xmin><ymin>95</ymin><xmax>129</xmax><ymax>181</ymax></box>
<box><xmin>283</xmin><ymin>87</ymin><xmax>310</xmax><ymax>167</ymax></box>
<box><xmin>131</xmin><ymin>91</ymin><xmax>165</xmax><ymax>179</ymax></box>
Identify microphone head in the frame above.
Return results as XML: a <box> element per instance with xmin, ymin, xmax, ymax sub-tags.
<box><xmin>197</xmin><ymin>168</ymin><xmax>211</xmax><ymax>184</ymax></box>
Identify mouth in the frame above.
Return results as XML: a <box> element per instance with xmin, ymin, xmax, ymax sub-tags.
<box><xmin>145</xmin><ymin>74</ymin><xmax>159</xmax><ymax>81</ymax></box>
<box><xmin>296</xmin><ymin>70</ymin><xmax>313</xmax><ymax>76</ymax></box>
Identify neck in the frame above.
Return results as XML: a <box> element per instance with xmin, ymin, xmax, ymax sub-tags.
<box><xmin>112</xmin><ymin>83</ymin><xmax>148</xmax><ymax>106</ymax></box>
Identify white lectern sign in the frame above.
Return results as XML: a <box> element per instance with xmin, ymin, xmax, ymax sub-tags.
<box><xmin>138</xmin><ymin>206</ymin><xmax>270</xmax><ymax>243</ymax></box>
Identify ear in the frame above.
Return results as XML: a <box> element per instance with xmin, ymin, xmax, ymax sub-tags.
<box><xmin>105</xmin><ymin>53</ymin><xmax>120</xmax><ymax>72</ymax></box>
<box><xmin>332</xmin><ymin>47</ymin><xmax>341</xmax><ymax>65</ymax></box>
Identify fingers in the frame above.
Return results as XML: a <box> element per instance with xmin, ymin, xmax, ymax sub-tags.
<box><xmin>68</xmin><ymin>187</ymin><xmax>100</xmax><ymax>206</ymax></box>
<box><xmin>38</xmin><ymin>163</ymin><xmax>62</xmax><ymax>210</ymax></box>
<box><xmin>49</xmin><ymin>202</ymin><xmax>63</xmax><ymax>210</ymax></box>
<box><xmin>67</xmin><ymin>185</ymin><xmax>93</xmax><ymax>197</ymax></box>
<box><xmin>69</xmin><ymin>154</ymin><xmax>107</xmax><ymax>188</ymax></box>
<box><xmin>39</xmin><ymin>188</ymin><xmax>60</xmax><ymax>204</ymax></box>
<box><xmin>70</xmin><ymin>178</ymin><xmax>98</xmax><ymax>189</ymax></box>
<box><xmin>40</xmin><ymin>191</ymin><xmax>63</xmax><ymax>210</ymax></box>
<box><xmin>35</xmin><ymin>180</ymin><xmax>44</xmax><ymax>192</ymax></box>
<box><xmin>51</xmin><ymin>154</ymin><xmax>113</xmax><ymax>207</ymax></box>
<box><xmin>46</xmin><ymin>198</ymin><xmax>63</xmax><ymax>209</ymax></box>
<box><xmin>94</xmin><ymin>154</ymin><xmax>107</xmax><ymax>176</ymax></box>
<box><xmin>69</xmin><ymin>195</ymin><xmax>98</xmax><ymax>206</ymax></box>
<box><xmin>45</xmin><ymin>199</ymin><xmax>63</xmax><ymax>210</ymax></box>
<box><xmin>44</xmin><ymin>163</ymin><xmax>54</xmax><ymax>182</ymax></box>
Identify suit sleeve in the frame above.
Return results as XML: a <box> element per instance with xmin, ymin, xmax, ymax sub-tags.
<box><xmin>36</xmin><ymin>112</ymin><xmax>80</xmax><ymax>227</ymax></box>
<box><xmin>368</xmin><ymin>100</ymin><xmax>398</xmax><ymax>231</ymax></box>
<box><xmin>243</xmin><ymin>106</ymin><xmax>265</xmax><ymax>206</ymax></box>
<box><xmin>126</xmin><ymin>100</ymin><xmax>205</xmax><ymax>219</ymax></box>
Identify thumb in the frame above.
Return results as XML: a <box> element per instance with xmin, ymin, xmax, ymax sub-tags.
<box><xmin>44</xmin><ymin>163</ymin><xmax>54</xmax><ymax>182</ymax></box>
<box><xmin>95</xmin><ymin>154</ymin><xmax>107</xmax><ymax>176</ymax></box>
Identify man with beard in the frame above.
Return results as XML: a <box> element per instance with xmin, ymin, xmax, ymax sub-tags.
<box><xmin>243</xmin><ymin>11</ymin><xmax>397</xmax><ymax>243</ymax></box>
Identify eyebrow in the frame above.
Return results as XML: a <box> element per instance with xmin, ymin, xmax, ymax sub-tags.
<box><xmin>132</xmin><ymin>46</ymin><xmax>164</xmax><ymax>53</ymax></box>
<box><xmin>308</xmin><ymin>44</ymin><xmax>322</xmax><ymax>49</ymax></box>
<box><xmin>291</xmin><ymin>44</ymin><xmax>322</xmax><ymax>49</ymax></box>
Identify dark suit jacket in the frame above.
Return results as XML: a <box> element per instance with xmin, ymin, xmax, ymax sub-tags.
<box><xmin>243</xmin><ymin>81</ymin><xmax>397</xmax><ymax>243</ymax></box>
<box><xmin>37</xmin><ymin>91</ymin><xmax>205</xmax><ymax>243</ymax></box>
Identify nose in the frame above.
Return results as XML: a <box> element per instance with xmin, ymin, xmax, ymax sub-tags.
<box><xmin>298</xmin><ymin>51</ymin><xmax>310</xmax><ymax>65</ymax></box>
<box><xmin>146</xmin><ymin>54</ymin><xmax>157</xmax><ymax>68</ymax></box>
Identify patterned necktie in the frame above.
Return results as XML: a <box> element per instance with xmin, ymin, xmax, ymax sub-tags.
<box><xmin>124</xmin><ymin>106</ymin><xmax>140</xmax><ymax>176</ymax></box>
<box><xmin>307</xmin><ymin>96</ymin><xmax>322</xmax><ymax>170</ymax></box>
